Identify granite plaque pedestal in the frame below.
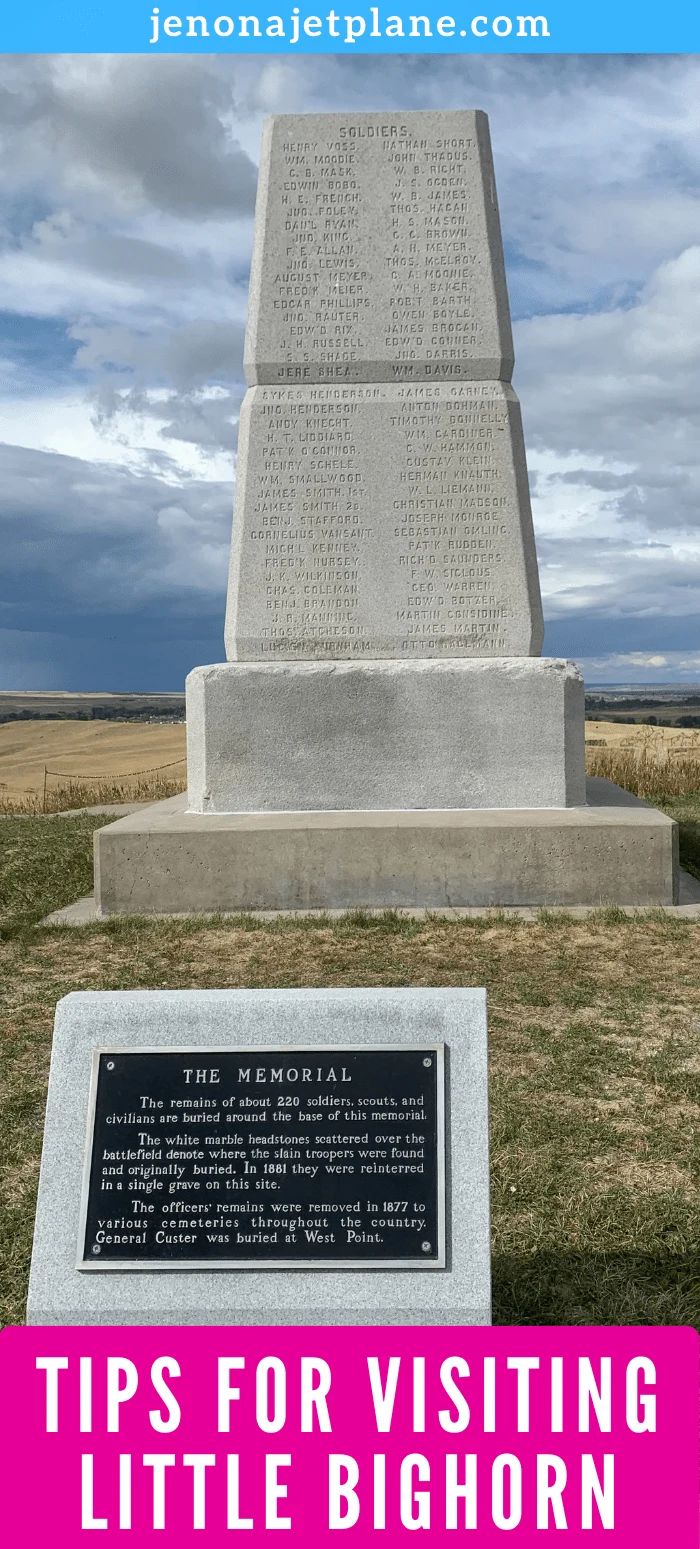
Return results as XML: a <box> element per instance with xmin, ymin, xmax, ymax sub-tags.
<box><xmin>28</xmin><ymin>988</ymin><xmax>489</xmax><ymax>1326</ymax></box>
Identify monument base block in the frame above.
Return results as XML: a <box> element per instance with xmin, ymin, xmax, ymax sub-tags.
<box><xmin>186</xmin><ymin>657</ymin><xmax>585</xmax><ymax>812</ymax></box>
<box><xmin>94</xmin><ymin>780</ymin><xmax>679</xmax><ymax>914</ymax></box>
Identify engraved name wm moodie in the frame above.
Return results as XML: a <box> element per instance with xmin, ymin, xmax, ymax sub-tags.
<box><xmin>244</xmin><ymin>110</ymin><xmax>512</xmax><ymax>384</ymax></box>
<box><xmin>225</xmin><ymin>380</ymin><xmax>536</xmax><ymax>660</ymax></box>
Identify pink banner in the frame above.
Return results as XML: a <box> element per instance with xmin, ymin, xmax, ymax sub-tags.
<box><xmin>1</xmin><ymin>1325</ymin><xmax>697</xmax><ymax>1544</ymax></box>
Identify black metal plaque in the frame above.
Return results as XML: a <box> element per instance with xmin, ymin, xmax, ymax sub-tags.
<box><xmin>79</xmin><ymin>1046</ymin><xmax>444</xmax><ymax>1270</ymax></box>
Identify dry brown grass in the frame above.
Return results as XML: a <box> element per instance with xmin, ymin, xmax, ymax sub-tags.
<box><xmin>0</xmin><ymin>719</ymin><xmax>186</xmax><ymax>803</ymax></box>
<box><xmin>0</xmin><ymin>771</ymin><xmax>186</xmax><ymax>815</ymax></box>
<box><xmin>3</xmin><ymin>847</ymin><xmax>700</xmax><ymax>1325</ymax></box>
<box><xmin>586</xmin><ymin>723</ymin><xmax>700</xmax><ymax>800</ymax></box>
<box><xmin>586</xmin><ymin>744</ymin><xmax>700</xmax><ymax>798</ymax></box>
<box><xmin>586</xmin><ymin>719</ymin><xmax>700</xmax><ymax>752</ymax></box>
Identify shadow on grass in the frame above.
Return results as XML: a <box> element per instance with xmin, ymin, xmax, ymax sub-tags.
<box><xmin>648</xmin><ymin>795</ymin><xmax>700</xmax><ymax>883</ymax></box>
<box><xmin>679</xmin><ymin>820</ymin><xmax>700</xmax><ymax>882</ymax></box>
<box><xmin>493</xmin><ymin>1250</ymin><xmax>700</xmax><ymax>1328</ymax></box>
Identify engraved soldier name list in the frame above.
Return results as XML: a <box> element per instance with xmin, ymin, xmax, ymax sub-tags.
<box><xmin>229</xmin><ymin>381</ymin><xmax>534</xmax><ymax>658</ymax></box>
<box><xmin>226</xmin><ymin>109</ymin><xmax>543</xmax><ymax>662</ymax></box>
<box><xmin>80</xmin><ymin>1047</ymin><xmax>444</xmax><ymax>1268</ymax></box>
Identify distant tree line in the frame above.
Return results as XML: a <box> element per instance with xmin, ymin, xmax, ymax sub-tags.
<box><xmin>0</xmin><ymin>705</ymin><xmax>185</xmax><ymax>724</ymax></box>
<box><xmin>586</xmin><ymin>695</ymin><xmax>700</xmax><ymax>711</ymax></box>
<box><xmin>585</xmin><ymin>712</ymin><xmax>700</xmax><ymax>728</ymax></box>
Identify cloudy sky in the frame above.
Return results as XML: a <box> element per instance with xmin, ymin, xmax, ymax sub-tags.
<box><xmin>1</xmin><ymin>52</ymin><xmax>699</xmax><ymax>690</ymax></box>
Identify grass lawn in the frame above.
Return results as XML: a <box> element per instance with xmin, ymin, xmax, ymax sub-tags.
<box><xmin>656</xmin><ymin>793</ymin><xmax>700</xmax><ymax>880</ymax></box>
<box><xmin>1</xmin><ymin>812</ymin><xmax>700</xmax><ymax>1328</ymax></box>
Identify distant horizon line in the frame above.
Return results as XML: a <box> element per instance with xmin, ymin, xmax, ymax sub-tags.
<box><xmin>3</xmin><ymin>680</ymin><xmax>700</xmax><ymax>698</ymax></box>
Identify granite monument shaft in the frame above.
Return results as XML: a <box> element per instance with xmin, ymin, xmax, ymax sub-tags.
<box><xmin>226</xmin><ymin>109</ymin><xmax>543</xmax><ymax>661</ymax></box>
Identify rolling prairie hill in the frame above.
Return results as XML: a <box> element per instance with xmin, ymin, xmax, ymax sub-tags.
<box><xmin>0</xmin><ymin>720</ymin><xmax>187</xmax><ymax>801</ymax></box>
<box><xmin>2</xmin><ymin>710</ymin><xmax>699</xmax><ymax>804</ymax></box>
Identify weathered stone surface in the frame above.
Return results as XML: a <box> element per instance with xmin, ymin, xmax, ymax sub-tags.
<box><xmin>186</xmin><ymin>658</ymin><xmax>585</xmax><ymax>812</ymax></box>
<box><xmin>225</xmin><ymin>381</ymin><xmax>543</xmax><ymax>660</ymax></box>
<box><xmin>93</xmin><ymin>788</ymin><xmax>679</xmax><ymax>915</ymax></box>
<box><xmin>245</xmin><ymin>110</ymin><xmax>513</xmax><ymax>385</ymax></box>
<box><xmin>28</xmin><ymin>987</ymin><xmax>490</xmax><ymax>1324</ymax></box>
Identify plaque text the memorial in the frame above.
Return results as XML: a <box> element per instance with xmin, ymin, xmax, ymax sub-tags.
<box><xmin>79</xmin><ymin>1046</ymin><xmax>444</xmax><ymax>1269</ymax></box>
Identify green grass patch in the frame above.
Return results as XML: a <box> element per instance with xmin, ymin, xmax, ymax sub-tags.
<box><xmin>0</xmin><ymin>815</ymin><xmax>116</xmax><ymax>939</ymax></box>
<box><xmin>648</xmin><ymin>794</ymin><xmax>700</xmax><ymax>881</ymax></box>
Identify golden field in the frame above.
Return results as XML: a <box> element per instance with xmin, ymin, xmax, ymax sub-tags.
<box><xmin>585</xmin><ymin>720</ymin><xmax>700</xmax><ymax>799</ymax></box>
<box><xmin>0</xmin><ymin>720</ymin><xmax>186</xmax><ymax>807</ymax></box>
<box><xmin>586</xmin><ymin>720</ymin><xmax>700</xmax><ymax>754</ymax></box>
<box><xmin>1</xmin><ymin>715</ymin><xmax>699</xmax><ymax>812</ymax></box>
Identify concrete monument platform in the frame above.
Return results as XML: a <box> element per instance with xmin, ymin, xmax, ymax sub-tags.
<box><xmin>94</xmin><ymin>780</ymin><xmax>679</xmax><ymax>916</ymax></box>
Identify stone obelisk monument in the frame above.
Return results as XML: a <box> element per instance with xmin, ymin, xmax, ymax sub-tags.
<box><xmin>94</xmin><ymin>110</ymin><xmax>678</xmax><ymax>911</ymax></box>
<box><xmin>188</xmin><ymin>109</ymin><xmax>585</xmax><ymax>814</ymax></box>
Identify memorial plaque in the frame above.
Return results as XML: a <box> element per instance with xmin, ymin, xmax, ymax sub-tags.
<box><xmin>244</xmin><ymin>109</ymin><xmax>513</xmax><ymax>384</ymax></box>
<box><xmin>29</xmin><ymin>988</ymin><xmax>489</xmax><ymax>1323</ymax></box>
<box><xmin>78</xmin><ymin>1045</ymin><xmax>445</xmax><ymax>1270</ymax></box>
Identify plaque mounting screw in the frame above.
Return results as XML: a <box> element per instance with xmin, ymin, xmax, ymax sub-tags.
<box><xmin>92</xmin><ymin>1245</ymin><xmax>101</xmax><ymax>1254</ymax></box>
<box><xmin>107</xmin><ymin>1061</ymin><xmax>115</xmax><ymax>1070</ymax></box>
<box><xmin>423</xmin><ymin>1058</ymin><xmax>432</xmax><ymax>1067</ymax></box>
<box><xmin>422</xmin><ymin>1241</ymin><xmax>431</xmax><ymax>1252</ymax></box>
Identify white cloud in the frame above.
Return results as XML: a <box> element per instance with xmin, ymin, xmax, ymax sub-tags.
<box><xmin>579</xmin><ymin>652</ymin><xmax>700</xmax><ymax>685</ymax></box>
<box><xmin>1</xmin><ymin>53</ymin><xmax>700</xmax><ymax>685</ymax></box>
<box><xmin>516</xmin><ymin>240</ymin><xmax>700</xmax><ymax>635</ymax></box>
<box><xmin>0</xmin><ymin>56</ymin><xmax>258</xmax><ymax>218</ymax></box>
<box><xmin>0</xmin><ymin>391</ymin><xmax>235</xmax><ymax>480</ymax></box>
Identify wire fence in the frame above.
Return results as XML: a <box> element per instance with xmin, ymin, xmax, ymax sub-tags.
<box><xmin>40</xmin><ymin>757</ymin><xmax>187</xmax><ymax>813</ymax></box>
<box><xmin>585</xmin><ymin>744</ymin><xmax>700</xmax><ymax>799</ymax></box>
<box><xmin>43</xmin><ymin>756</ymin><xmax>186</xmax><ymax>781</ymax></box>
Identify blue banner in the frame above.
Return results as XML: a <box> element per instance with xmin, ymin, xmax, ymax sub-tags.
<box><xmin>4</xmin><ymin>0</ymin><xmax>699</xmax><ymax>54</ymax></box>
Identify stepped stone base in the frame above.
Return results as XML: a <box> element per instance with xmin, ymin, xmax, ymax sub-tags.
<box><xmin>186</xmin><ymin>657</ymin><xmax>585</xmax><ymax>813</ymax></box>
<box><xmin>94</xmin><ymin>780</ymin><xmax>678</xmax><ymax>915</ymax></box>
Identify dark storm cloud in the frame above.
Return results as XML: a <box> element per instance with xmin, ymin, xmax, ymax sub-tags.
<box><xmin>0</xmin><ymin>440</ymin><xmax>232</xmax><ymax>629</ymax></box>
<box><xmin>1</xmin><ymin>54</ymin><xmax>700</xmax><ymax>684</ymax></box>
